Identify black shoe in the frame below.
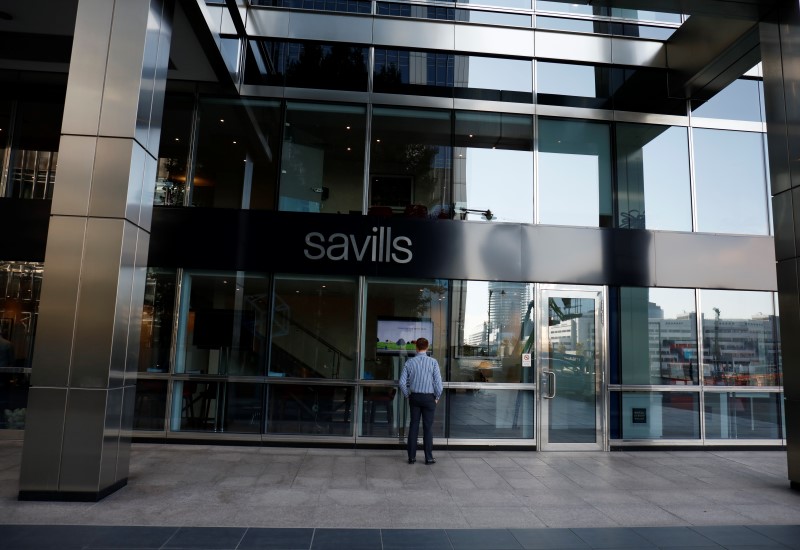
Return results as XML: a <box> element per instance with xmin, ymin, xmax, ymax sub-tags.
<box><xmin>425</xmin><ymin>458</ymin><xmax>436</xmax><ymax>465</ymax></box>
<box><xmin>408</xmin><ymin>458</ymin><xmax>416</xmax><ymax>464</ymax></box>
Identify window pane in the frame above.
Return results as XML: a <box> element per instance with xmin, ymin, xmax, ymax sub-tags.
<box><xmin>691</xmin><ymin>79</ymin><xmax>763</xmax><ymax>122</ymax></box>
<box><xmin>616</xmin><ymin>124</ymin><xmax>691</xmax><ymax>231</ymax></box>
<box><xmin>538</xmin><ymin>118</ymin><xmax>612</xmax><ymax>227</ymax></box>
<box><xmin>285</xmin><ymin>42</ymin><xmax>368</xmax><ymax>91</ymax></box>
<box><xmin>610</xmin><ymin>392</ymin><xmax>700</xmax><ymax>439</ymax></box>
<box><xmin>175</xmin><ymin>271</ymin><xmax>270</xmax><ymax>376</ymax></box>
<box><xmin>610</xmin><ymin>9</ymin><xmax>681</xmax><ymax>23</ymax></box>
<box><xmin>374</xmin><ymin>50</ymin><xmax>454</xmax><ymax>97</ymax></box>
<box><xmin>139</xmin><ymin>268</ymin><xmax>177</xmax><ymax>373</ymax></box>
<box><xmin>360</xmin><ymin>386</ymin><xmax>402</xmax><ymax>437</ymax></box>
<box><xmin>705</xmin><ymin>392</ymin><xmax>783</xmax><ymax>439</ymax></box>
<box><xmin>377</xmin><ymin>3</ymin><xmax>455</xmax><ymax>21</ymax></box>
<box><xmin>454</xmin><ymin>56</ymin><xmax>533</xmax><ymax>102</ymax></box>
<box><xmin>700</xmin><ymin>290</ymin><xmax>781</xmax><ymax>387</ymax></box>
<box><xmin>617</xmin><ymin>288</ymin><xmax>698</xmax><ymax>385</ymax></box>
<box><xmin>454</xmin><ymin>111</ymin><xmax>533</xmax><ymax>223</ymax></box>
<box><xmin>536</xmin><ymin>17</ymin><xmax>608</xmax><ymax>34</ymax></box>
<box><xmin>693</xmin><ymin>129</ymin><xmax>769</xmax><ymax>235</ymax></box>
<box><xmin>537</xmin><ymin>62</ymin><xmax>611</xmax><ymax>105</ymax></box>
<box><xmin>155</xmin><ymin>94</ymin><xmax>193</xmax><ymax>206</ymax></box>
<box><xmin>9</xmin><ymin>100</ymin><xmax>63</xmax><ymax>200</ymax></box>
<box><xmin>244</xmin><ymin>40</ymin><xmax>287</xmax><ymax>86</ymax></box>
<box><xmin>279</xmin><ymin>103</ymin><xmax>366</xmax><ymax>214</ymax></box>
<box><xmin>369</xmin><ymin>108</ymin><xmax>451</xmax><ymax>218</ymax></box>
<box><xmin>462</xmin><ymin>0</ymin><xmax>531</xmax><ymax>9</ymax></box>
<box><xmin>192</xmin><ymin>98</ymin><xmax>281</xmax><ymax>210</ymax></box>
<box><xmin>363</xmin><ymin>279</ymin><xmax>448</xmax><ymax>381</ymax></box>
<box><xmin>270</xmin><ymin>275</ymin><xmax>358</xmax><ymax>380</ymax></box>
<box><xmin>266</xmin><ymin>383</ymin><xmax>353</xmax><ymax>435</ymax></box>
<box><xmin>536</xmin><ymin>1</ymin><xmax>602</xmax><ymax>15</ymax></box>
<box><xmin>0</xmin><ymin>372</ymin><xmax>29</xmax><ymax>429</ymax></box>
<box><xmin>449</xmin><ymin>389</ymin><xmax>534</xmax><ymax>438</ymax></box>
<box><xmin>0</xmin><ymin>262</ymin><xmax>43</xmax><ymax>372</ymax></box>
<box><xmin>172</xmin><ymin>381</ymin><xmax>263</xmax><ymax>433</ymax></box>
<box><xmin>133</xmin><ymin>379</ymin><xmax>167</xmax><ymax>431</ymax></box>
<box><xmin>457</xmin><ymin>9</ymin><xmax>531</xmax><ymax>27</ymax></box>
<box><xmin>450</xmin><ymin>281</ymin><xmax>535</xmax><ymax>383</ymax></box>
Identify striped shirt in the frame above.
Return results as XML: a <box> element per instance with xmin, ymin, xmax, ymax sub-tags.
<box><xmin>399</xmin><ymin>353</ymin><xmax>443</xmax><ymax>400</ymax></box>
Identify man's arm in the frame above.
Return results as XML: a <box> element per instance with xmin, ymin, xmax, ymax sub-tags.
<box><xmin>433</xmin><ymin>361</ymin><xmax>443</xmax><ymax>402</ymax></box>
<box><xmin>399</xmin><ymin>364</ymin><xmax>410</xmax><ymax>398</ymax></box>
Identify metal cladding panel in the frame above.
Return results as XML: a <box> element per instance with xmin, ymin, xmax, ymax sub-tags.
<box><xmin>787</xmin><ymin>398</ymin><xmax>800</xmax><ymax>482</ymax></box>
<box><xmin>778</xmin><ymin>2</ymin><xmax>800</xmax><ymax>190</ymax></box>
<box><xmin>793</xmin><ymin>188</ymin><xmax>800</xmax><ymax>257</ymax></box>
<box><xmin>89</xmin><ymin>138</ymin><xmax>135</xmax><ymax>222</ymax></box>
<box><xmin>71</xmin><ymin>218</ymin><xmax>126</xmax><ymax>389</ymax></box>
<box><xmin>30</xmin><ymin>217</ymin><xmax>87</xmax><ymax>388</ymax></box>
<box><xmin>246</xmin><ymin>8</ymin><xmax>290</xmax><ymax>38</ymax></box>
<box><xmin>774</xmin><ymin>190</ymin><xmax>797</xmax><ymax>261</ymax></box>
<box><xmin>611</xmin><ymin>37</ymin><xmax>666</xmax><ymax>67</ymax></box>
<box><xmin>125</xmin><ymin>230</ymin><xmax>151</xmax><ymax>381</ymax></box>
<box><xmin>59</xmin><ymin>389</ymin><xmax>107</xmax><ymax>493</ymax></box>
<box><xmin>654</xmin><ymin>232</ymin><xmax>777</xmax><ymax>290</ymax></box>
<box><xmin>369</xmin><ymin>93</ymin><xmax>453</xmax><ymax>110</ymax></box>
<box><xmin>139</xmin><ymin>155</ymin><xmax>158</xmax><ymax>231</ymax></box>
<box><xmin>777</xmin><ymin>259</ymin><xmax>800</xmax><ymax>396</ymax></box>
<box><xmin>288</xmin><ymin>12</ymin><xmax>372</xmax><ymax>44</ymax></box>
<box><xmin>99</xmin><ymin>387</ymin><xmax>124</xmax><ymax>491</ymax></box>
<box><xmin>148</xmin><ymin>0</ymin><xmax>173</xmax><ymax>155</ymax></box>
<box><xmin>454</xmin><ymin>25</ymin><xmax>533</xmax><ymax>57</ymax></box>
<box><xmin>108</xmin><ymin>222</ymin><xmax>138</xmax><ymax>389</ymax></box>
<box><xmin>134</xmin><ymin>0</ymin><xmax>162</xmax><ymax>149</ymax></box>
<box><xmin>50</xmin><ymin>136</ymin><xmax>97</xmax><ymax>218</ymax></box>
<box><xmin>99</xmin><ymin>0</ymin><xmax>151</xmax><ymax>140</ymax></box>
<box><xmin>520</xmin><ymin>225</ymin><xmax>607</xmax><ymax>284</ymax></box>
<box><xmin>124</xmin><ymin>142</ymin><xmax>148</xmax><ymax>228</ymax></box>
<box><xmin>116</xmin><ymin>385</ymin><xmax>137</xmax><ymax>480</ymax></box>
<box><xmin>373</xmin><ymin>18</ymin><xmax>454</xmax><ymax>51</ymax></box>
<box><xmin>18</xmin><ymin>388</ymin><xmax>67</xmax><ymax>493</ymax></box>
<box><xmin>760</xmin><ymin>16</ymin><xmax>791</xmax><ymax>195</ymax></box>
<box><xmin>535</xmin><ymin>31</ymin><xmax>612</xmax><ymax>64</ymax></box>
<box><xmin>61</xmin><ymin>0</ymin><xmax>114</xmax><ymax>137</ymax></box>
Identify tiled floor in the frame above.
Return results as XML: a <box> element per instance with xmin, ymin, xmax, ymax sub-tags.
<box><xmin>0</xmin><ymin>441</ymin><xmax>798</xmax><ymax>548</ymax></box>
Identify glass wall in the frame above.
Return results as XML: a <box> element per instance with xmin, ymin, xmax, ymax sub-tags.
<box><xmin>0</xmin><ymin>262</ymin><xmax>43</xmax><ymax>430</ymax></box>
<box><xmin>538</xmin><ymin>118</ymin><xmax>612</xmax><ymax>227</ymax></box>
<box><xmin>279</xmin><ymin>103</ymin><xmax>366</xmax><ymax>214</ymax></box>
<box><xmin>610</xmin><ymin>392</ymin><xmax>700</xmax><ymax>440</ymax></box>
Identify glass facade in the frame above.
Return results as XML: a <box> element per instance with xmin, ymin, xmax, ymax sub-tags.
<box><xmin>0</xmin><ymin>4</ymin><xmax>785</xmax><ymax>450</ymax></box>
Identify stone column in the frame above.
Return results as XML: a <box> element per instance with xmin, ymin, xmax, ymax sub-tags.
<box><xmin>18</xmin><ymin>0</ymin><xmax>173</xmax><ymax>501</ymax></box>
<box><xmin>761</xmin><ymin>0</ymin><xmax>800</xmax><ymax>488</ymax></box>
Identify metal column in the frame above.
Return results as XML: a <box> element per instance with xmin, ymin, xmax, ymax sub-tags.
<box><xmin>18</xmin><ymin>0</ymin><xmax>173</xmax><ymax>501</ymax></box>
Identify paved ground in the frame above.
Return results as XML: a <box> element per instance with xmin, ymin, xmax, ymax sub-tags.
<box><xmin>0</xmin><ymin>442</ymin><xmax>798</xmax><ymax>548</ymax></box>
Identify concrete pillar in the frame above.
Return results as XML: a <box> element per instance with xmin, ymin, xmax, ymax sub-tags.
<box><xmin>18</xmin><ymin>0</ymin><xmax>173</xmax><ymax>501</ymax></box>
<box><xmin>761</xmin><ymin>0</ymin><xmax>800</xmax><ymax>488</ymax></box>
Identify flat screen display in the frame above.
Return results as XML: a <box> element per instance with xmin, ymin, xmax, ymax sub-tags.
<box><xmin>376</xmin><ymin>317</ymin><xmax>433</xmax><ymax>355</ymax></box>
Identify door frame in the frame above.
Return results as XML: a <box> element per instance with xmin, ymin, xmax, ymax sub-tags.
<box><xmin>537</xmin><ymin>284</ymin><xmax>608</xmax><ymax>451</ymax></box>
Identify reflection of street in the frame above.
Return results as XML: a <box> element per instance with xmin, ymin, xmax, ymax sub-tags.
<box><xmin>449</xmin><ymin>390</ymin><xmax>533</xmax><ymax>438</ymax></box>
<box><xmin>548</xmin><ymin>393</ymin><xmax>596</xmax><ymax>444</ymax></box>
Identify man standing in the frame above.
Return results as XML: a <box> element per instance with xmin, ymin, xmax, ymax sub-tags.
<box><xmin>399</xmin><ymin>338</ymin><xmax>443</xmax><ymax>464</ymax></box>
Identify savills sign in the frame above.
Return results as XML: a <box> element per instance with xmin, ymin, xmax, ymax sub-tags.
<box><xmin>303</xmin><ymin>226</ymin><xmax>413</xmax><ymax>264</ymax></box>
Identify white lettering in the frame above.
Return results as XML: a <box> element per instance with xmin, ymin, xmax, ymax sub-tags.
<box><xmin>303</xmin><ymin>232</ymin><xmax>325</xmax><ymax>260</ymax></box>
<box><xmin>392</xmin><ymin>236</ymin><xmax>413</xmax><ymax>264</ymax></box>
<box><xmin>349</xmin><ymin>234</ymin><xmax>371</xmax><ymax>261</ymax></box>
<box><xmin>326</xmin><ymin>233</ymin><xmax>349</xmax><ymax>261</ymax></box>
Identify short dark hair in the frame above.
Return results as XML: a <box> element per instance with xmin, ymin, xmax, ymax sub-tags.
<box><xmin>415</xmin><ymin>337</ymin><xmax>429</xmax><ymax>351</ymax></box>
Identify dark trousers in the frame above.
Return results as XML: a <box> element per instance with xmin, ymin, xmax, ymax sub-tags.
<box><xmin>408</xmin><ymin>393</ymin><xmax>436</xmax><ymax>460</ymax></box>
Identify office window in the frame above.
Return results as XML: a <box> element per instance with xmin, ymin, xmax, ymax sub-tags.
<box><xmin>172</xmin><ymin>381</ymin><xmax>264</xmax><ymax>433</ymax></box>
<box><xmin>610</xmin><ymin>392</ymin><xmax>700</xmax><ymax>439</ymax></box>
<box><xmin>270</xmin><ymin>275</ymin><xmax>358</xmax><ymax>380</ymax></box>
<box><xmin>693</xmin><ymin>129</ymin><xmax>769</xmax><ymax>235</ymax></box>
<box><xmin>363</xmin><ymin>278</ymin><xmax>448</xmax><ymax>381</ymax></box>
<box><xmin>462</xmin><ymin>0</ymin><xmax>531</xmax><ymax>9</ymax></box>
<box><xmin>699</xmin><ymin>290</ymin><xmax>781</xmax><ymax>387</ymax></box>
<box><xmin>456</xmin><ymin>9</ymin><xmax>531</xmax><ymax>27</ymax></box>
<box><xmin>616</xmin><ymin>124</ymin><xmax>691</xmax><ymax>231</ymax></box>
<box><xmin>154</xmin><ymin>94</ymin><xmax>193</xmax><ymax>206</ymax></box>
<box><xmin>369</xmin><ymin>107</ymin><xmax>451</xmax><ymax>218</ymax></box>
<box><xmin>133</xmin><ymin>379</ymin><xmax>168</xmax><ymax>431</ymax></box>
<box><xmin>191</xmin><ymin>98</ymin><xmax>281</xmax><ymax>210</ymax></box>
<box><xmin>266</xmin><ymin>383</ymin><xmax>354</xmax><ymax>435</ymax></box>
<box><xmin>377</xmin><ymin>3</ymin><xmax>455</xmax><ymax>21</ymax></box>
<box><xmin>252</xmin><ymin>0</ymin><xmax>371</xmax><ymax>13</ymax></box>
<box><xmin>454</xmin><ymin>56</ymin><xmax>533</xmax><ymax>103</ymax></box>
<box><xmin>174</xmin><ymin>271</ymin><xmax>270</xmax><ymax>376</ymax></box>
<box><xmin>538</xmin><ymin>118</ymin><xmax>612</xmax><ymax>228</ymax></box>
<box><xmin>450</xmin><ymin>281</ymin><xmax>535</xmax><ymax>383</ymax></box>
<box><xmin>454</xmin><ymin>111</ymin><xmax>533</xmax><ymax>223</ymax></box>
<box><xmin>6</xmin><ymin>99</ymin><xmax>63</xmax><ymax>200</ymax></box>
<box><xmin>537</xmin><ymin>62</ymin><xmax>612</xmax><ymax>109</ymax></box>
<box><xmin>449</xmin><ymin>389</ymin><xmax>534</xmax><ymax>438</ymax></box>
<box><xmin>139</xmin><ymin>268</ymin><xmax>177</xmax><ymax>373</ymax></box>
<box><xmin>278</xmin><ymin>102</ymin><xmax>366</xmax><ymax>214</ymax></box>
<box><xmin>374</xmin><ymin>49</ymin><xmax>454</xmax><ymax>97</ymax></box>
<box><xmin>244</xmin><ymin>40</ymin><xmax>288</xmax><ymax>86</ymax></box>
<box><xmin>615</xmin><ymin>287</ymin><xmax>698</xmax><ymax>385</ymax></box>
<box><xmin>285</xmin><ymin>42</ymin><xmax>368</xmax><ymax>92</ymax></box>
<box><xmin>536</xmin><ymin>1</ymin><xmax>600</xmax><ymax>15</ymax></box>
<box><xmin>691</xmin><ymin>79</ymin><xmax>764</xmax><ymax>122</ymax></box>
<box><xmin>704</xmin><ymin>392</ymin><xmax>783</xmax><ymax>439</ymax></box>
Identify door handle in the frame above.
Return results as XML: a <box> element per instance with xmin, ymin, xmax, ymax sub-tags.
<box><xmin>543</xmin><ymin>370</ymin><xmax>556</xmax><ymax>399</ymax></box>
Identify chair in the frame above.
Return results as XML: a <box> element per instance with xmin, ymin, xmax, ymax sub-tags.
<box><xmin>363</xmin><ymin>388</ymin><xmax>397</xmax><ymax>435</ymax></box>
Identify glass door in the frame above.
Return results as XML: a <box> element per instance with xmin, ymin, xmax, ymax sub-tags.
<box><xmin>538</xmin><ymin>286</ymin><xmax>605</xmax><ymax>451</ymax></box>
